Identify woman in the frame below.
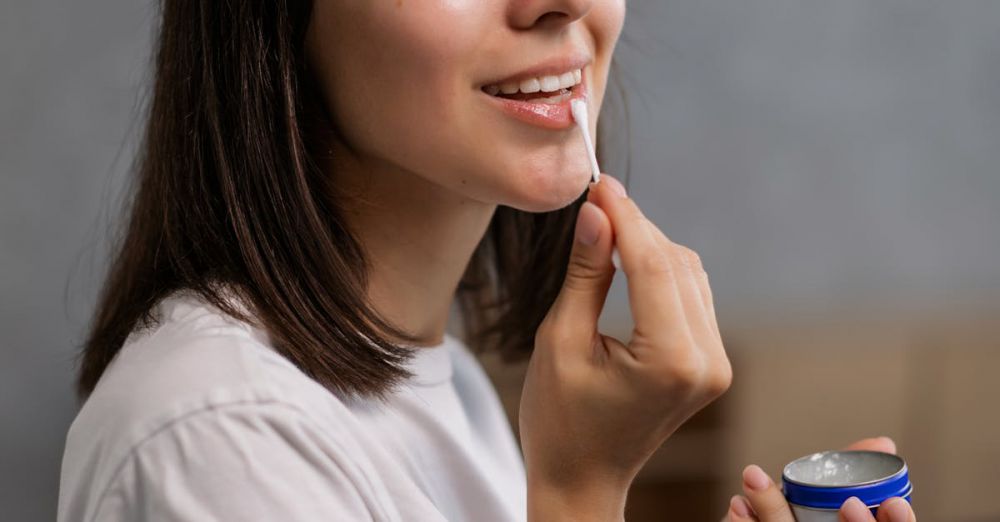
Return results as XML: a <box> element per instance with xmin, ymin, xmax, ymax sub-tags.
<box><xmin>58</xmin><ymin>1</ymin><xmax>916</xmax><ymax>521</ymax></box>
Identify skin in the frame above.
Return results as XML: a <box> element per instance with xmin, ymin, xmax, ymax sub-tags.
<box><xmin>305</xmin><ymin>1</ymin><xmax>919</xmax><ymax>520</ymax></box>
<box><xmin>305</xmin><ymin>0</ymin><xmax>623</xmax><ymax>344</ymax></box>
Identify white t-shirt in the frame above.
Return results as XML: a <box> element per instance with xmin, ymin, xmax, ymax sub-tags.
<box><xmin>58</xmin><ymin>292</ymin><xmax>527</xmax><ymax>521</ymax></box>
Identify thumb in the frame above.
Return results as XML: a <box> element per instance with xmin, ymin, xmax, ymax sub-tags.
<box><xmin>549</xmin><ymin>199</ymin><xmax>616</xmax><ymax>333</ymax></box>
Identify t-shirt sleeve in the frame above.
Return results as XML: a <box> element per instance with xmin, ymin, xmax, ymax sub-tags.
<box><xmin>88</xmin><ymin>401</ymin><xmax>386</xmax><ymax>522</ymax></box>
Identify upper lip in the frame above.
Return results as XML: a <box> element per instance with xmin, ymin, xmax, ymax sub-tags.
<box><xmin>481</xmin><ymin>51</ymin><xmax>592</xmax><ymax>87</ymax></box>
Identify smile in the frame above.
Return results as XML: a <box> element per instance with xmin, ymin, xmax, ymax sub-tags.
<box><xmin>482</xmin><ymin>68</ymin><xmax>583</xmax><ymax>103</ymax></box>
<box><xmin>480</xmin><ymin>66</ymin><xmax>589</xmax><ymax>130</ymax></box>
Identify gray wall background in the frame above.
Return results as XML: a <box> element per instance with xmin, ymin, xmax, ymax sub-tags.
<box><xmin>3</xmin><ymin>1</ymin><xmax>998</xmax><ymax>520</ymax></box>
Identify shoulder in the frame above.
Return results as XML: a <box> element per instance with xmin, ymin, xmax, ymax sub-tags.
<box><xmin>66</xmin><ymin>400</ymin><xmax>392</xmax><ymax>522</ymax></box>
<box><xmin>66</xmin><ymin>291</ymin><xmax>337</xmax><ymax>450</ymax></box>
<box><xmin>59</xmin><ymin>292</ymin><xmax>393</xmax><ymax>521</ymax></box>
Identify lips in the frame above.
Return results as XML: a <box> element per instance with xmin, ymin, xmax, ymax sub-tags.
<box><xmin>480</xmin><ymin>59</ymin><xmax>591</xmax><ymax>130</ymax></box>
<box><xmin>478</xmin><ymin>52</ymin><xmax>592</xmax><ymax>129</ymax></box>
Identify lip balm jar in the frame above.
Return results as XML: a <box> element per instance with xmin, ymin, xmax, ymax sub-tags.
<box><xmin>781</xmin><ymin>450</ymin><xmax>913</xmax><ymax>522</ymax></box>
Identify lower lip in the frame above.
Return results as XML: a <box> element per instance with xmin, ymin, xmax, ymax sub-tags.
<box><xmin>483</xmin><ymin>80</ymin><xmax>588</xmax><ymax>130</ymax></box>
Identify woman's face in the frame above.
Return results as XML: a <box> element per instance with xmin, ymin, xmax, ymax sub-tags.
<box><xmin>306</xmin><ymin>0</ymin><xmax>625</xmax><ymax>213</ymax></box>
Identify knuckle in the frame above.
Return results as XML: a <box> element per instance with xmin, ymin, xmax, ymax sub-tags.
<box><xmin>708</xmin><ymin>357</ymin><xmax>734</xmax><ymax>397</ymax></box>
<box><xmin>655</xmin><ymin>348</ymin><xmax>732</xmax><ymax>397</ymax></box>
<box><xmin>567</xmin><ymin>254</ymin><xmax>604</xmax><ymax>281</ymax></box>
<box><xmin>674</xmin><ymin>244</ymin><xmax>704</xmax><ymax>273</ymax></box>
<box><xmin>689</xmin><ymin>250</ymin><xmax>705</xmax><ymax>273</ymax></box>
<box><xmin>561</xmin><ymin>258</ymin><xmax>608</xmax><ymax>295</ymax></box>
<box><xmin>637</xmin><ymin>249</ymin><xmax>673</xmax><ymax>276</ymax></box>
<box><xmin>660</xmin><ymin>352</ymin><xmax>704</xmax><ymax>388</ymax></box>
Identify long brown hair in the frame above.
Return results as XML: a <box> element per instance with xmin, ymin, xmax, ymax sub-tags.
<box><xmin>77</xmin><ymin>0</ymin><xmax>627</xmax><ymax>401</ymax></box>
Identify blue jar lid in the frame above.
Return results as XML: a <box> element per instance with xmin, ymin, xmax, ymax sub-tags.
<box><xmin>782</xmin><ymin>450</ymin><xmax>911</xmax><ymax>509</ymax></box>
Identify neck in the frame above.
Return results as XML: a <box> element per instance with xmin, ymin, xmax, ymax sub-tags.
<box><xmin>325</xmin><ymin>146</ymin><xmax>497</xmax><ymax>348</ymax></box>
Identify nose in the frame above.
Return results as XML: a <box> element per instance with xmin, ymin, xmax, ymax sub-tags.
<box><xmin>507</xmin><ymin>0</ymin><xmax>594</xmax><ymax>31</ymax></box>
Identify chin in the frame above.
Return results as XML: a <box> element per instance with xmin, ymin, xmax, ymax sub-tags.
<box><xmin>502</xmin><ymin>163</ymin><xmax>592</xmax><ymax>213</ymax></box>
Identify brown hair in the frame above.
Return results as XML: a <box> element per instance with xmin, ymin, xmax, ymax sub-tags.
<box><xmin>76</xmin><ymin>0</ymin><xmax>627</xmax><ymax>401</ymax></box>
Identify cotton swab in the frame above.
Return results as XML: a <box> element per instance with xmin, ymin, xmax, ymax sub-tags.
<box><xmin>570</xmin><ymin>99</ymin><xmax>621</xmax><ymax>271</ymax></box>
<box><xmin>570</xmin><ymin>99</ymin><xmax>602</xmax><ymax>184</ymax></box>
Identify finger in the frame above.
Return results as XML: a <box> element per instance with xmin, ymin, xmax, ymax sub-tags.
<box><xmin>654</xmin><ymin>229</ymin><xmax>714</xmax><ymax>340</ymax></box>
<box><xmin>875</xmin><ymin>497</ymin><xmax>916</xmax><ymax>522</ymax></box>
<box><xmin>839</xmin><ymin>497</ymin><xmax>877</xmax><ymax>522</ymax></box>
<box><xmin>590</xmin><ymin>174</ymin><xmax>688</xmax><ymax>342</ymax></box>
<box><xmin>727</xmin><ymin>494</ymin><xmax>759</xmax><ymax>522</ymax></box>
<box><xmin>742</xmin><ymin>465</ymin><xmax>795</xmax><ymax>522</ymax></box>
<box><xmin>654</xmin><ymin>231</ymin><xmax>730</xmax><ymax>387</ymax></box>
<box><xmin>545</xmin><ymin>199</ymin><xmax>615</xmax><ymax>342</ymax></box>
<box><xmin>842</xmin><ymin>436</ymin><xmax>897</xmax><ymax>455</ymax></box>
<box><xmin>641</xmin><ymin>218</ymin><xmax>721</xmax><ymax>340</ymax></box>
<box><xmin>642</xmin><ymin>219</ymin><xmax>710</xmax><ymax>309</ymax></box>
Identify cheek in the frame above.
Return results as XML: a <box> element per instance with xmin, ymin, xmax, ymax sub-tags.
<box><xmin>598</xmin><ymin>0</ymin><xmax>627</xmax><ymax>44</ymax></box>
<box><xmin>311</xmin><ymin>2</ymin><xmax>487</xmax><ymax>161</ymax></box>
<box><xmin>588</xmin><ymin>0</ymin><xmax>627</xmax><ymax>119</ymax></box>
<box><xmin>308</xmin><ymin>0</ymin><xmax>627</xmax><ymax>212</ymax></box>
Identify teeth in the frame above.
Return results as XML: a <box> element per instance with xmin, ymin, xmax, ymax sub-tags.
<box><xmin>539</xmin><ymin>75</ymin><xmax>560</xmax><ymax>92</ymax></box>
<box><xmin>499</xmin><ymin>82</ymin><xmax>519</xmax><ymax>94</ymax></box>
<box><xmin>519</xmin><ymin>77</ymin><xmax>541</xmax><ymax>94</ymax></box>
<box><xmin>558</xmin><ymin>72</ymin><xmax>576</xmax><ymax>89</ymax></box>
<box><xmin>484</xmin><ymin>68</ymin><xmax>583</xmax><ymax>96</ymax></box>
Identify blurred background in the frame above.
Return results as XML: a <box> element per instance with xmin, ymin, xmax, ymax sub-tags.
<box><xmin>2</xmin><ymin>1</ymin><xmax>998</xmax><ymax>521</ymax></box>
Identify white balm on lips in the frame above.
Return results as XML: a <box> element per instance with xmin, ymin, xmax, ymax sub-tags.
<box><xmin>570</xmin><ymin>99</ymin><xmax>621</xmax><ymax>270</ymax></box>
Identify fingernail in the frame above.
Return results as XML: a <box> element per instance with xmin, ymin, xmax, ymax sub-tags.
<box><xmin>601</xmin><ymin>175</ymin><xmax>627</xmax><ymax>198</ymax></box>
<box><xmin>881</xmin><ymin>497</ymin><xmax>910</xmax><ymax>522</ymax></box>
<box><xmin>841</xmin><ymin>497</ymin><xmax>871</xmax><ymax>522</ymax></box>
<box><xmin>575</xmin><ymin>202</ymin><xmax>601</xmax><ymax>246</ymax></box>
<box><xmin>742</xmin><ymin>465</ymin><xmax>771</xmax><ymax>491</ymax></box>
<box><xmin>729</xmin><ymin>495</ymin><xmax>751</xmax><ymax>518</ymax></box>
